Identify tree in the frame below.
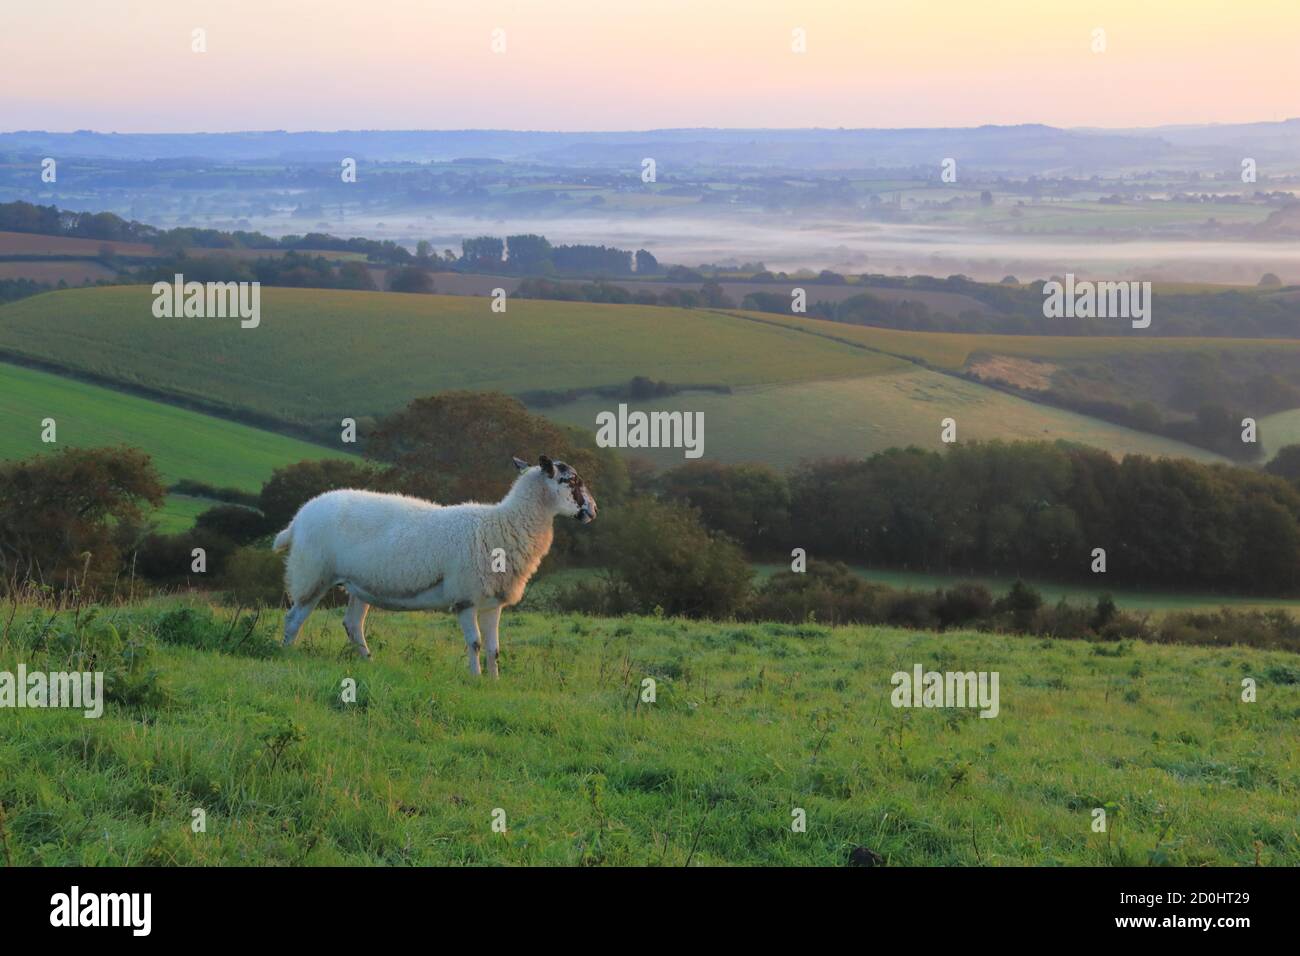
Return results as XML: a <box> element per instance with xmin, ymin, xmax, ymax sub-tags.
<box><xmin>593</xmin><ymin>497</ymin><xmax>751</xmax><ymax>618</ymax></box>
<box><xmin>1266</xmin><ymin>445</ymin><xmax>1300</xmax><ymax>484</ymax></box>
<box><xmin>658</xmin><ymin>461</ymin><xmax>791</xmax><ymax>553</ymax></box>
<box><xmin>336</xmin><ymin>261</ymin><xmax>378</xmax><ymax>291</ymax></box>
<box><xmin>365</xmin><ymin>391</ymin><xmax>624</xmax><ymax>505</ymax></box>
<box><xmin>258</xmin><ymin>459</ymin><xmax>380</xmax><ymax>530</ymax></box>
<box><xmin>195</xmin><ymin>504</ymin><xmax>271</xmax><ymax>545</ymax></box>
<box><xmin>461</xmin><ymin>236</ymin><xmax>505</xmax><ymax>270</ymax></box>
<box><xmin>1259</xmin><ymin>272</ymin><xmax>1283</xmax><ymax>287</ymax></box>
<box><xmin>505</xmin><ymin>234</ymin><xmax>553</xmax><ymax>274</ymax></box>
<box><xmin>0</xmin><ymin>446</ymin><xmax>165</xmax><ymax>590</ymax></box>
<box><xmin>388</xmin><ymin>267</ymin><xmax>434</xmax><ymax>294</ymax></box>
<box><xmin>635</xmin><ymin>249</ymin><xmax>660</xmax><ymax>275</ymax></box>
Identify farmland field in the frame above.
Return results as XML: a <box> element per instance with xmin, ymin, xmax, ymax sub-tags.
<box><xmin>0</xmin><ymin>360</ymin><xmax>348</xmax><ymax>490</ymax></box>
<box><xmin>0</xmin><ymin>287</ymin><xmax>902</xmax><ymax>427</ymax></box>
<box><xmin>2</xmin><ymin>599</ymin><xmax>1295</xmax><ymax>866</ymax></box>
<box><xmin>546</xmin><ymin>367</ymin><xmax>1226</xmax><ymax>468</ymax></box>
<box><xmin>0</xmin><ymin>260</ymin><xmax>116</xmax><ymax>283</ymax></box>
<box><xmin>729</xmin><ymin>308</ymin><xmax>1300</xmax><ymax>371</ymax></box>
<box><xmin>0</xmin><ymin>230</ymin><xmax>156</xmax><ymax>258</ymax></box>
<box><xmin>0</xmin><ymin>286</ymin><xmax>1268</xmax><ymax>468</ymax></box>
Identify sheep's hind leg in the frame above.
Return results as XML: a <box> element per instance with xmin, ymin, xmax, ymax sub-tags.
<box><xmin>343</xmin><ymin>593</ymin><xmax>372</xmax><ymax>659</ymax></box>
<box><xmin>283</xmin><ymin>588</ymin><xmax>326</xmax><ymax>648</ymax></box>
<box><xmin>457</xmin><ymin>604</ymin><xmax>482</xmax><ymax>676</ymax></box>
<box><xmin>479</xmin><ymin>605</ymin><xmax>503</xmax><ymax>679</ymax></box>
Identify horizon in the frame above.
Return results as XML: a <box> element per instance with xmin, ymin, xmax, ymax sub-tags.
<box><xmin>7</xmin><ymin>118</ymin><xmax>1300</xmax><ymax>137</ymax></box>
<box><xmin>5</xmin><ymin>0</ymin><xmax>1299</xmax><ymax>132</ymax></box>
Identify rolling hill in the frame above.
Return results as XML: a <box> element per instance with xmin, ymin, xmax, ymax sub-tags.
<box><xmin>0</xmin><ymin>285</ymin><xmax>1274</xmax><ymax>468</ymax></box>
<box><xmin>0</xmin><ymin>361</ymin><xmax>351</xmax><ymax>528</ymax></box>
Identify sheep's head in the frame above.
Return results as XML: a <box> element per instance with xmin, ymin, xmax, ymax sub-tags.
<box><xmin>512</xmin><ymin>455</ymin><xmax>597</xmax><ymax>523</ymax></box>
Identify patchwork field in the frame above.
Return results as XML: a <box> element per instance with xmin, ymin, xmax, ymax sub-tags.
<box><xmin>2</xmin><ymin>599</ymin><xmax>1295</xmax><ymax>866</ymax></box>
<box><xmin>0</xmin><ymin>361</ymin><xmax>348</xmax><ymax>491</ymax></box>
<box><xmin>0</xmin><ymin>287</ymin><xmax>902</xmax><ymax>428</ymax></box>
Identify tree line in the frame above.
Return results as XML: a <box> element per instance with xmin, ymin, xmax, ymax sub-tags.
<box><xmin>5</xmin><ymin>393</ymin><xmax>1300</xmax><ymax>614</ymax></box>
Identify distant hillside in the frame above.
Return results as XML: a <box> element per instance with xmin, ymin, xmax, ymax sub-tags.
<box><xmin>4</xmin><ymin>120</ymin><xmax>1299</xmax><ymax>172</ymax></box>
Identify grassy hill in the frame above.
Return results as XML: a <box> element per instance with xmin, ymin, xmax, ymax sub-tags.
<box><xmin>0</xmin><ymin>361</ymin><xmax>350</xmax><ymax>530</ymax></box>
<box><xmin>0</xmin><ymin>286</ymin><xmax>1248</xmax><ymax>467</ymax></box>
<box><xmin>2</xmin><ymin>599</ymin><xmax>1296</xmax><ymax>866</ymax></box>
<box><xmin>0</xmin><ymin>286</ymin><xmax>901</xmax><ymax>428</ymax></box>
<box><xmin>548</xmin><ymin>367</ymin><xmax>1227</xmax><ymax>468</ymax></box>
<box><xmin>726</xmin><ymin>308</ymin><xmax>1300</xmax><ymax>371</ymax></box>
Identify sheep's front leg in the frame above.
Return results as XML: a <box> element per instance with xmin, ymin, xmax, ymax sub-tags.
<box><xmin>479</xmin><ymin>605</ymin><xmax>503</xmax><ymax>679</ymax></box>
<box><xmin>457</xmin><ymin>605</ymin><xmax>482</xmax><ymax>676</ymax></box>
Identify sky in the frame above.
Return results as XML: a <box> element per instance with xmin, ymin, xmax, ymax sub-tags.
<box><xmin>2</xmin><ymin>0</ymin><xmax>1297</xmax><ymax>133</ymax></box>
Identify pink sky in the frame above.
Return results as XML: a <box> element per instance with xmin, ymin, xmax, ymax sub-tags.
<box><xmin>3</xmin><ymin>0</ymin><xmax>1297</xmax><ymax>132</ymax></box>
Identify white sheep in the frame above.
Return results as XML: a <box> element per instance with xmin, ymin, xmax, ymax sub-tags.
<box><xmin>272</xmin><ymin>455</ymin><xmax>597</xmax><ymax>676</ymax></box>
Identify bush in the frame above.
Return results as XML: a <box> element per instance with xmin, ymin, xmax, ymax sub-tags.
<box><xmin>935</xmin><ymin>582</ymin><xmax>995</xmax><ymax>628</ymax></box>
<box><xmin>221</xmin><ymin>547</ymin><xmax>288</xmax><ymax>608</ymax></box>
<box><xmin>594</xmin><ymin>497</ymin><xmax>752</xmax><ymax>618</ymax></box>
<box><xmin>195</xmin><ymin>504</ymin><xmax>270</xmax><ymax>545</ymax></box>
<box><xmin>744</xmin><ymin>560</ymin><xmax>876</xmax><ymax>624</ymax></box>
<box><xmin>132</xmin><ymin>528</ymin><xmax>239</xmax><ymax>584</ymax></box>
<box><xmin>996</xmin><ymin>579</ymin><xmax>1043</xmax><ymax>632</ymax></box>
<box><xmin>1155</xmin><ymin>608</ymin><xmax>1300</xmax><ymax>653</ymax></box>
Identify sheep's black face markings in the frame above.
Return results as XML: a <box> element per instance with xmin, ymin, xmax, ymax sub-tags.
<box><xmin>554</xmin><ymin>461</ymin><xmax>596</xmax><ymax>523</ymax></box>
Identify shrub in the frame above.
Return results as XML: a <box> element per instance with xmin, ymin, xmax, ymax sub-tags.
<box><xmin>195</xmin><ymin>504</ymin><xmax>270</xmax><ymax>545</ymax></box>
<box><xmin>594</xmin><ymin>497</ymin><xmax>751</xmax><ymax>618</ymax></box>
<box><xmin>221</xmin><ymin>547</ymin><xmax>287</xmax><ymax>608</ymax></box>
<box><xmin>744</xmin><ymin>560</ymin><xmax>876</xmax><ymax>624</ymax></box>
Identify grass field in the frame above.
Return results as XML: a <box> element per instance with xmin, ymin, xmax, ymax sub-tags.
<box><xmin>727</xmin><ymin>308</ymin><xmax>1300</xmax><ymax>372</ymax></box>
<box><xmin>2</xmin><ymin>599</ymin><xmax>1296</xmax><ymax>866</ymax></box>
<box><xmin>1260</xmin><ymin>407</ymin><xmax>1300</xmax><ymax>461</ymax></box>
<box><xmin>0</xmin><ymin>357</ymin><xmax>351</xmax><ymax>540</ymax></box>
<box><xmin>0</xmin><ymin>286</ymin><xmax>1263</xmax><ymax>469</ymax></box>
<box><xmin>0</xmin><ymin>287</ymin><xmax>901</xmax><ymax>427</ymax></box>
<box><xmin>0</xmin><ymin>361</ymin><xmax>348</xmax><ymax>491</ymax></box>
<box><xmin>152</xmin><ymin>494</ymin><xmax>222</xmax><ymax>534</ymax></box>
<box><xmin>547</xmin><ymin>367</ymin><xmax>1225</xmax><ymax>468</ymax></box>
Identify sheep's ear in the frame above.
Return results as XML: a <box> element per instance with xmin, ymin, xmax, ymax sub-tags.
<box><xmin>538</xmin><ymin>455</ymin><xmax>555</xmax><ymax>477</ymax></box>
<box><xmin>512</xmin><ymin>456</ymin><xmax>529</xmax><ymax>473</ymax></box>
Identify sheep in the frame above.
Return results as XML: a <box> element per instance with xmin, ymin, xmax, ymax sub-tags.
<box><xmin>272</xmin><ymin>455</ymin><xmax>597</xmax><ymax>677</ymax></box>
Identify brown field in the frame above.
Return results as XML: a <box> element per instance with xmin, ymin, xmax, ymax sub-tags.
<box><xmin>966</xmin><ymin>354</ymin><xmax>1059</xmax><ymax>391</ymax></box>
<box><xmin>0</xmin><ymin>260</ymin><xmax>117</xmax><ymax>283</ymax></box>
<box><xmin>0</xmin><ymin>230</ymin><xmax>156</xmax><ymax>257</ymax></box>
